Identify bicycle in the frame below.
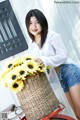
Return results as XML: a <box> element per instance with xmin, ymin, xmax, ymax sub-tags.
<box><xmin>1</xmin><ymin>103</ymin><xmax>76</xmax><ymax>120</ymax></box>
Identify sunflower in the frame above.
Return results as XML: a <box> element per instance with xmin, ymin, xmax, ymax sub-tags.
<box><xmin>15</xmin><ymin>65</ymin><xmax>27</xmax><ymax>80</ymax></box>
<box><xmin>5</xmin><ymin>68</ymin><xmax>19</xmax><ymax>85</ymax></box>
<box><xmin>1</xmin><ymin>69</ymin><xmax>10</xmax><ymax>79</ymax></box>
<box><xmin>4</xmin><ymin>58</ymin><xmax>22</xmax><ymax>73</ymax></box>
<box><xmin>38</xmin><ymin>65</ymin><xmax>45</xmax><ymax>72</ymax></box>
<box><xmin>23</xmin><ymin>60</ymin><xmax>38</xmax><ymax>74</ymax></box>
<box><xmin>8</xmin><ymin>80</ymin><xmax>24</xmax><ymax>93</ymax></box>
<box><xmin>2</xmin><ymin>60</ymin><xmax>15</xmax><ymax>78</ymax></box>
<box><xmin>5</xmin><ymin>59</ymin><xmax>15</xmax><ymax>70</ymax></box>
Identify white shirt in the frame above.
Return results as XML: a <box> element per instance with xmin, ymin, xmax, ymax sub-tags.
<box><xmin>28</xmin><ymin>30</ymin><xmax>76</xmax><ymax>66</ymax></box>
<box><xmin>28</xmin><ymin>30</ymin><xmax>69</xmax><ymax>66</ymax></box>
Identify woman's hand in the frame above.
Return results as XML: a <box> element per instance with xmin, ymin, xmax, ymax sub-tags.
<box><xmin>35</xmin><ymin>58</ymin><xmax>45</xmax><ymax>66</ymax></box>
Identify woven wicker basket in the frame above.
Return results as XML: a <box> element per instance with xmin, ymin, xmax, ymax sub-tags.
<box><xmin>17</xmin><ymin>73</ymin><xmax>59</xmax><ymax>120</ymax></box>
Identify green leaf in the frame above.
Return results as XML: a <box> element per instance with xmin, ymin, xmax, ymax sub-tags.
<box><xmin>46</xmin><ymin>68</ymin><xmax>50</xmax><ymax>74</ymax></box>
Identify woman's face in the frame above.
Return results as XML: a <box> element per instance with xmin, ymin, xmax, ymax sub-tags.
<box><xmin>28</xmin><ymin>16</ymin><xmax>42</xmax><ymax>36</ymax></box>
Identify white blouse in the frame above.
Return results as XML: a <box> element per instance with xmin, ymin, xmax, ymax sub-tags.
<box><xmin>29</xmin><ymin>30</ymin><xmax>68</xmax><ymax>67</ymax></box>
<box><xmin>28</xmin><ymin>30</ymin><xmax>77</xmax><ymax>66</ymax></box>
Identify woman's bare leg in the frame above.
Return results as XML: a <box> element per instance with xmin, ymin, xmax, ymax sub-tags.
<box><xmin>65</xmin><ymin>92</ymin><xmax>76</xmax><ymax>115</ymax></box>
<box><xmin>65</xmin><ymin>84</ymin><xmax>80</xmax><ymax>119</ymax></box>
<box><xmin>69</xmin><ymin>84</ymin><xmax>80</xmax><ymax>119</ymax></box>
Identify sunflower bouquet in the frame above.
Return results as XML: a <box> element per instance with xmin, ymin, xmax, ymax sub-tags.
<box><xmin>0</xmin><ymin>55</ymin><xmax>45</xmax><ymax>93</ymax></box>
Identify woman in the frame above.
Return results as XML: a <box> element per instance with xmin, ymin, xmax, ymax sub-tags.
<box><xmin>25</xmin><ymin>9</ymin><xmax>80</xmax><ymax>119</ymax></box>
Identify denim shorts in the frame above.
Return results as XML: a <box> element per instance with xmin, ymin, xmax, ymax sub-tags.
<box><xmin>58</xmin><ymin>64</ymin><xmax>80</xmax><ymax>92</ymax></box>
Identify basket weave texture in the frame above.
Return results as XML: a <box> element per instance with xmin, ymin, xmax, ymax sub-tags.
<box><xmin>17</xmin><ymin>73</ymin><xmax>59</xmax><ymax>120</ymax></box>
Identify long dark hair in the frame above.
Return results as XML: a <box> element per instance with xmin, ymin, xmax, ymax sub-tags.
<box><xmin>25</xmin><ymin>9</ymin><xmax>48</xmax><ymax>48</ymax></box>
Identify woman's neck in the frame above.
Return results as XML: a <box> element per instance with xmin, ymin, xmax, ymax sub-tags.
<box><xmin>35</xmin><ymin>34</ymin><xmax>41</xmax><ymax>43</ymax></box>
<box><xmin>34</xmin><ymin>34</ymin><xmax>41</xmax><ymax>48</ymax></box>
